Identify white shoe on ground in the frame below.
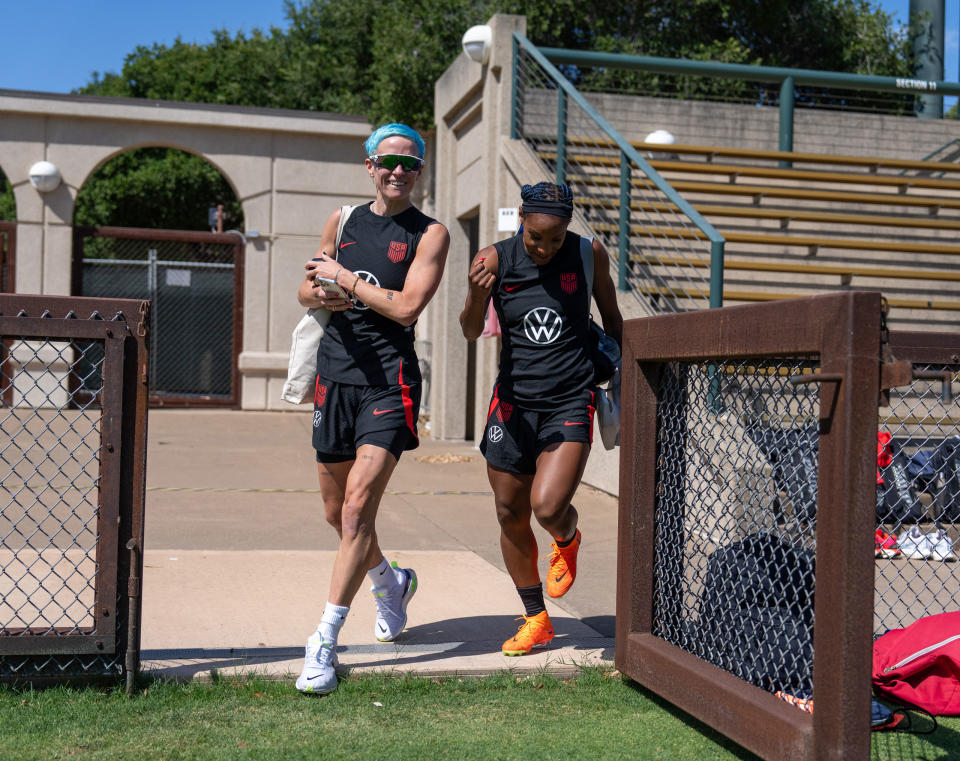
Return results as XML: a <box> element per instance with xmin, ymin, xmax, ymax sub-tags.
<box><xmin>898</xmin><ymin>526</ymin><xmax>931</xmax><ymax>560</ymax></box>
<box><xmin>295</xmin><ymin>631</ymin><xmax>338</xmax><ymax>694</ymax></box>
<box><xmin>372</xmin><ymin>565</ymin><xmax>418</xmax><ymax>642</ymax></box>
<box><xmin>927</xmin><ymin>529</ymin><xmax>957</xmax><ymax>561</ymax></box>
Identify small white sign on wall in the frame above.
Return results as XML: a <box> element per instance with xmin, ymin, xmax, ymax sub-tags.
<box><xmin>166</xmin><ymin>269</ymin><xmax>192</xmax><ymax>287</ymax></box>
<box><xmin>498</xmin><ymin>207</ymin><xmax>519</xmax><ymax>232</ymax></box>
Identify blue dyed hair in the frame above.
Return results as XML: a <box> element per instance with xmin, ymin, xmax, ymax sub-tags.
<box><xmin>364</xmin><ymin>123</ymin><xmax>425</xmax><ymax>159</ymax></box>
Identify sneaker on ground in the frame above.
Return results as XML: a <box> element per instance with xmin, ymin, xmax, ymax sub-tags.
<box><xmin>926</xmin><ymin>529</ymin><xmax>957</xmax><ymax>561</ymax></box>
<box><xmin>295</xmin><ymin>631</ymin><xmax>338</xmax><ymax>694</ymax></box>
<box><xmin>502</xmin><ymin>610</ymin><xmax>554</xmax><ymax>656</ymax></box>
<box><xmin>874</xmin><ymin>529</ymin><xmax>901</xmax><ymax>559</ymax></box>
<box><xmin>545</xmin><ymin>529</ymin><xmax>581</xmax><ymax>598</ymax></box>
<box><xmin>372</xmin><ymin>564</ymin><xmax>418</xmax><ymax>642</ymax></box>
<box><xmin>898</xmin><ymin>526</ymin><xmax>932</xmax><ymax>560</ymax></box>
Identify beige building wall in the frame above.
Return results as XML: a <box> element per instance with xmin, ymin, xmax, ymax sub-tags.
<box><xmin>0</xmin><ymin>91</ymin><xmax>378</xmax><ymax>410</ymax></box>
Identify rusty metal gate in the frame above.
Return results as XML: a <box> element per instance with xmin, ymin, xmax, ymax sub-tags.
<box><xmin>74</xmin><ymin>226</ymin><xmax>242</xmax><ymax>407</ymax></box>
<box><xmin>617</xmin><ymin>291</ymin><xmax>902</xmax><ymax>760</ymax></box>
<box><xmin>0</xmin><ymin>294</ymin><xmax>148</xmax><ymax>689</ymax></box>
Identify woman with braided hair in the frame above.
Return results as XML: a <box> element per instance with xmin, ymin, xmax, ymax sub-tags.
<box><xmin>459</xmin><ymin>182</ymin><xmax>622</xmax><ymax>655</ymax></box>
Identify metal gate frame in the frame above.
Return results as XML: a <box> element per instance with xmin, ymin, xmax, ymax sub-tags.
<box><xmin>0</xmin><ymin>294</ymin><xmax>148</xmax><ymax>688</ymax></box>
<box><xmin>617</xmin><ymin>291</ymin><xmax>882</xmax><ymax>760</ymax></box>
<box><xmin>72</xmin><ymin>225</ymin><xmax>243</xmax><ymax>408</ymax></box>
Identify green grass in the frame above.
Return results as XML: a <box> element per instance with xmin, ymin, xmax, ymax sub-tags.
<box><xmin>1</xmin><ymin>669</ymin><xmax>958</xmax><ymax>760</ymax></box>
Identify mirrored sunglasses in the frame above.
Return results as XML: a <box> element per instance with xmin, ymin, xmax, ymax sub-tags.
<box><xmin>372</xmin><ymin>154</ymin><xmax>424</xmax><ymax>172</ymax></box>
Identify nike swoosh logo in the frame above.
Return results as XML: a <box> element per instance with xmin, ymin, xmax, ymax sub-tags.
<box><xmin>373</xmin><ymin>408</ymin><xmax>396</xmax><ymax>416</ymax></box>
<box><xmin>554</xmin><ymin>570</ymin><xmax>568</xmax><ymax>583</ymax></box>
<box><xmin>504</xmin><ymin>284</ymin><xmax>520</xmax><ymax>291</ymax></box>
<box><xmin>563</xmin><ymin>421</ymin><xmax>586</xmax><ymax>426</ymax></box>
<box><xmin>340</xmin><ymin>241</ymin><xmax>357</xmax><ymax>248</ymax></box>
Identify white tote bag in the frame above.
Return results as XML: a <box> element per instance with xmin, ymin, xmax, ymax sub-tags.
<box><xmin>280</xmin><ymin>205</ymin><xmax>356</xmax><ymax>404</ymax></box>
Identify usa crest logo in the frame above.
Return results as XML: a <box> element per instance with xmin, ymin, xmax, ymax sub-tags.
<box><xmin>496</xmin><ymin>401</ymin><xmax>514</xmax><ymax>422</ymax></box>
<box><xmin>388</xmin><ymin>240</ymin><xmax>407</xmax><ymax>263</ymax></box>
<box><xmin>314</xmin><ymin>378</ymin><xmax>327</xmax><ymax>407</ymax></box>
<box><xmin>561</xmin><ymin>272</ymin><xmax>578</xmax><ymax>295</ymax></box>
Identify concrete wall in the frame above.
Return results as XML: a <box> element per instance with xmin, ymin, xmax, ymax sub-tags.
<box><xmin>0</xmin><ymin>91</ymin><xmax>377</xmax><ymax>410</ymax></box>
<box><xmin>577</xmin><ymin>91</ymin><xmax>960</xmax><ymax>159</ymax></box>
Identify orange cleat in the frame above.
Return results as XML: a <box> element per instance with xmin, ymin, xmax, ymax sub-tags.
<box><xmin>545</xmin><ymin>529</ymin><xmax>581</xmax><ymax>598</ymax></box>
<box><xmin>502</xmin><ymin>611</ymin><xmax>554</xmax><ymax>656</ymax></box>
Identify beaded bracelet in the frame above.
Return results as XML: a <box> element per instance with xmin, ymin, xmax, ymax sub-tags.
<box><xmin>351</xmin><ymin>273</ymin><xmax>361</xmax><ymax>297</ymax></box>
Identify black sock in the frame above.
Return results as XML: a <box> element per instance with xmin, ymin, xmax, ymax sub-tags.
<box><xmin>517</xmin><ymin>584</ymin><xmax>546</xmax><ymax>617</ymax></box>
<box><xmin>556</xmin><ymin>531</ymin><xmax>576</xmax><ymax>548</ymax></box>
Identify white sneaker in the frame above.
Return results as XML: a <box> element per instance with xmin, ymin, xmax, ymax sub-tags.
<box><xmin>295</xmin><ymin>631</ymin><xmax>338</xmax><ymax>694</ymax></box>
<box><xmin>898</xmin><ymin>526</ymin><xmax>931</xmax><ymax>560</ymax></box>
<box><xmin>927</xmin><ymin>529</ymin><xmax>958</xmax><ymax>561</ymax></box>
<box><xmin>372</xmin><ymin>565</ymin><xmax>417</xmax><ymax>642</ymax></box>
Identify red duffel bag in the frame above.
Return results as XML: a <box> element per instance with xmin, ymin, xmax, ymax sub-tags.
<box><xmin>872</xmin><ymin>611</ymin><xmax>960</xmax><ymax>716</ymax></box>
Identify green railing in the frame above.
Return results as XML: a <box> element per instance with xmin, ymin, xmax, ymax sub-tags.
<box><xmin>512</xmin><ymin>32</ymin><xmax>726</xmax><ymax>312</ymax></box>
<box><xmin>539</xmin><ymin>47</ymin><xmax>960</xmax><ymax>159</ymax></box>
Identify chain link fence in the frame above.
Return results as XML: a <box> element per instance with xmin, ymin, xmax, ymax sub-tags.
<box><xmin>874</xmin><ymin>341</ymin><xmax>960</xmax><ymax>637</ymax></box>
<box><xmin>616</xmin><ymin>293</ymin><xmax>915</xmax><ymax>760</ymax></box>
<box><xmin>77</xmin><ymin>227</ymin><xmax>240</xmax><ymax>406</ymax></box>
<box><xmin>651</xmin><ymin>358</ymin><xmax>821</xmax><ymax>699</ymax></box>
<box><xmin>0</xmin><ymin>295</ymin><xmax>148</xmax><ymax>688</ymax></box>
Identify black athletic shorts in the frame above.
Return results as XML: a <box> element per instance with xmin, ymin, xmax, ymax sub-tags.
<box><xmin>479</xmin><ymin>385</ymin><xmax>595</xmax><ymax>475</ymax></box>
<box><xmin>312</xmin><ymin>375</ymin><xmax>421</xmax><ymax>463</ymax></box>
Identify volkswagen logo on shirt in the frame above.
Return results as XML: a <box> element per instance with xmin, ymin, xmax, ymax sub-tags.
<box><xmin>488</xmin><ymin>425</ymin><xmax>504</xmax><ymax>443</ymax></box>
<box><xmin>523</xmin><ymin>307</ymin><xmax>562</xmax><ymax>344</ymax></box>
<box><xmin>352</xmin><ymin>271</ymin><xmax>379</xmax><ymax>310</ymax></box>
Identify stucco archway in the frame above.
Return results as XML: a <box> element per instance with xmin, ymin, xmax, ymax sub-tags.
<box><xmin>0</xmin><ymin>90</ymin><xmax>376</xmax><ymax>409</ymax></box>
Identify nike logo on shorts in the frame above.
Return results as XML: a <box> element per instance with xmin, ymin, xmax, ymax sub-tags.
<box><xmin>563</xmin><ymin>421</ymin><xmax>585</xmax><ymax>426</ymax></box>
<box><xmin>504</xmin><ymin>284</ymin><xmax>520</xmax><ymax>291</ymax></box>
<box><xmin>373</xmin><ymin>408</ymin><xmax>396</xmax><ymax>415</ymax></box>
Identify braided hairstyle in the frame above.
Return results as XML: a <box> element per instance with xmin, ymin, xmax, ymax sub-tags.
<box><xmin>519</xmin><ymin>182</ymin><xmax>574</xmax><ymax>219</ymax></box>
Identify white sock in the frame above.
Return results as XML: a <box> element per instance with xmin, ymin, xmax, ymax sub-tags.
<box><xmin>318</xmin><ymin>602</ymin><xmax>349</xmax><ymax>645</ymax></box>
<box><xmin>368</xmin><ymin>557</ymin><xmax>405</xmax><ymax>590</ymax></box>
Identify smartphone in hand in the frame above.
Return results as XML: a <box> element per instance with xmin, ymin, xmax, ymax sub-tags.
<box><xmin>314</xmin><ymin>275</ymin><xmax>349</xmax><ymax>299</ymax></box>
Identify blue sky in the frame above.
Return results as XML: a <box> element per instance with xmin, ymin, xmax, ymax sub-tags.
<box><xmin>0</xmin><ymin>1</ymin><xmax>956</xmax><ymax>95</ymax></box>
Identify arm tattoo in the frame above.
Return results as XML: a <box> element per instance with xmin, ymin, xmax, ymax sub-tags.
<box><xmin>386</xmin><ymin>291</ymin><xmax>394</xmax><ymax>301</ymax></box>
<box><xmin>361</xmin><ymin>454</ymin><xmax>375</xmax><ymax>461</ymax></box>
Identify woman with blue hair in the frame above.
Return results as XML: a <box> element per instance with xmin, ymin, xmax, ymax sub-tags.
<box><xmin>295</xmin><ymin>122</ymin><xmax>449</xmax><ymax>694</ymax></box>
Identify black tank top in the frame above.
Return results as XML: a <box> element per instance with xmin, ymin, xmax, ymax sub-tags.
<box><xmin>492</xmin><ymin>230</ymin><xmax>594</xmax><ymax>409</ymax></box>
<box><xmin>317</xmin><ymin>203</ymin><xmax>435</xmax><ymax>386</ymax></box>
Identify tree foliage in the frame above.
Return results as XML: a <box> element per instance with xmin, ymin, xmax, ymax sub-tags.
<box><xmin>68</xmin><ymin>0</ymin><xmax>914</xmax><ymax>230</ymax></box>
<box><xmin>77</xmin><ymin>0</ymin><xmax>913</xmax><ymax>129</ymax></box>
<box><xmin>73</xmin><ymin>148</ymin><xmax>242</xmax><ymax>231</ymax></box>
<box><xmin>0</xmin><ymin>172</ymin><xmax>14</xmax><ymax>222</ymax></box>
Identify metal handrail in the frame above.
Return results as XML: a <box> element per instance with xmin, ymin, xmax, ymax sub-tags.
<box><xmin>540</xmin><ymin>46</ymin><xmax>960</xmax><ymax>157</ymax></box>
<box><xmin>512</xmin><ymin>32</ymin><xmax>726</xmax><ymax>310</ymax></box>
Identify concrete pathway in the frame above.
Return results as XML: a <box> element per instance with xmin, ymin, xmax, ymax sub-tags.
<box><xmin>139</xmin><ymin>410</ymin><xmax>618</xmax><ymax>681</ymax></box>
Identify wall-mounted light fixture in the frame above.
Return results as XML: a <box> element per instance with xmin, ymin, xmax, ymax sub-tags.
<box><xmin>29</xmin><ymin>161</ymin><xmax>61</xmax><ymax>193</ymax></box>
<box><xmin>462</xmin><ymin>25</ymin><xmax>492</xmax><ymax>64</ymax></box>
